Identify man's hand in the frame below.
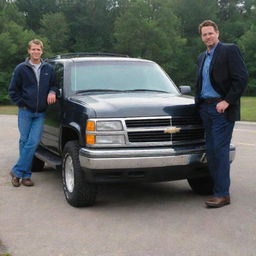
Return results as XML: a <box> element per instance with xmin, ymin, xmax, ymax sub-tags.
<box><xmin>216</xmin><ymin>100</ymin><xmax>229</xmax><ymax>113</ymax></box>
<box><xmin>47</xmin><ymin>92</ymin><xmax>56</xmax><ymax>105</ymax></box>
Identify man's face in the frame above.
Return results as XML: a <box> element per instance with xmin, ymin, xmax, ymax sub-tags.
<box><xmin>201</xmin><ymin>26</ymin><xmax>219</xmax><ymax>50</ymax></box>
<box><xmin>28</xmin><ymin>43</ymin><xmax>43</xmax><ymax>63</ymax></box>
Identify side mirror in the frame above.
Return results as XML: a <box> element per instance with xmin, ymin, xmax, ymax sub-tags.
<box><xmin>179</xmin><ymin>85</ymin><xmax>191</xmax><ymax>95</ymax></box>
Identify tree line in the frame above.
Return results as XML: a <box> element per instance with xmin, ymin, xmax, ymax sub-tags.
<box><xmin>0</xmin><ymin>0</ymin><xmax>255</xmax><ymax>103</ymax></box>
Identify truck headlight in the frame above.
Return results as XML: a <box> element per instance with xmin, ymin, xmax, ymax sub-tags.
<box><xmin>86</xmin><ymin>120</ymin><xmax>125</xmax><ymax>145</ymax></box>
<box><xmin>96</xmin><ymin>121</ymin><xmax>123</xmax><ymax>131</ymax></box>
<box><xmin>96</xmin><ymin>135</ymin><xmax>125</xmax><ymax>144</ymax></box>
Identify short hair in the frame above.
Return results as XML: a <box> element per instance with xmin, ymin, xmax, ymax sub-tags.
<box><xmin>198</xmin><ymin>20</ymin><xmax>219</xmax><ymax>35</ymax></box>
<box><xmin>28</xmin><ymin>39</ymin><xmax>43</xmax><ymax>50</ymax></box>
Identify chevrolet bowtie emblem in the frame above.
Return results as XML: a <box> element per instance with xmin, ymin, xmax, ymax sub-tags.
<box><xmin>164</xmin><ymin>127</ymin><xmax>181</xmax><ymax>134</ymax></box>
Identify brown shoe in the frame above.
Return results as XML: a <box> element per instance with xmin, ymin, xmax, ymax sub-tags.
<box><xmin>205</xmin><ymin>196</ymin><xmax>230</xmax><ymax>208</ymax></box>
<box><xmin>22</xmin><ymin>178</ymin><xmax>34</xmax><ymax>186</ymax></box>
<box><xmin>10</xmin><ymin>172</ymin><xmax>21</xmax><ymax>187</ymax></box>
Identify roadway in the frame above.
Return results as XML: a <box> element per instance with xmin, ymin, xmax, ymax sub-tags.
<box><xmin>0</xmin><ymin>115</ymin><xmax>255</xmax><ymax>256</ymax></box>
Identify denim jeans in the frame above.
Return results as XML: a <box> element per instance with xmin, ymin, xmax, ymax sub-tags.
<box><xmin>199</xmin><ymin>103</ymin><xmax>235</xmax><ymax>197</ymax></box>
<box><xmin>12</xmin><ymin>108</ymin><xmax>45</xmax><ymax>179</ymax></box>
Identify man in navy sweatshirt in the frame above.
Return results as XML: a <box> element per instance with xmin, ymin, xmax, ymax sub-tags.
<box><xmin>9</xmin><ymin>39</ymin><xmax>57</xmax><ymax>187</ymax></box>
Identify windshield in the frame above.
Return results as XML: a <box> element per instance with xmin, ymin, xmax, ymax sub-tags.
<box><xmin>69</xmin><ymin>60</ymin><xmax>179</xmax><ymax>94</ymax></box>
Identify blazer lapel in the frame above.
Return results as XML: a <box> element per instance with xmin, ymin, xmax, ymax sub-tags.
<box><xmin>209</xmin><ymin>42</ymin><xmax>222</xmax><ymax>74</ymax></box>
<box><xmin>198</xmin><ymin>53</ymin><xmax>206</xmax><ymax>89</ymax></box>
<box><xmin>199</xmin><ymin>53</ymin><xmax>206</xmax><ymax>74</ymax></box>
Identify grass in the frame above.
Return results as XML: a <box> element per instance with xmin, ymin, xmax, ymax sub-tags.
<box><xmin>0</xmin><ymin>105</ymin><xmax>18</xmax><ymax>115</ymax></box>
<box><xmin>0</xmin><ymin>97</ymin><xmax>255</xmax><ymax>121</ymax></box>
<box><xmin>241</xmin><ymin>97</ymin><xmax>256</xmax><ymax>122</ymax></box>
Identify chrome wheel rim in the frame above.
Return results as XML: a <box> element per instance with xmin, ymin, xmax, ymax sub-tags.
<box><xmin>65</xmin><ymin>155</ymin><xmax>74</xmax><ymax>193</ymax></box>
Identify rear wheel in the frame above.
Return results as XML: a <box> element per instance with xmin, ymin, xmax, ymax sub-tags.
<box><xmin>188</xmin><ymin>175</ymin><xmax>213</xmax><ymax>195</ymax></box>
<box><xmin>31</xmin><ymin>155</ymin><xmax>45</xmax><ymax>172</ymax></box>
<box><xmin>62</xmin><ymin>140</ymin><xmax>97</xmax><ymax>207</ymax></box>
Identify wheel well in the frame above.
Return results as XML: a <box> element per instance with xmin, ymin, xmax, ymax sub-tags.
<box><xmin>61</xmin><ymin>127</ymin><xmax>80</xmax><ymax>150</ymax></box>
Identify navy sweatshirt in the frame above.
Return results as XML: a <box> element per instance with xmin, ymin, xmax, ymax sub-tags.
<box><xmin>9</xmin><ymin>58</ymin><xmax>57</xmax><ymax>113</ymax></box>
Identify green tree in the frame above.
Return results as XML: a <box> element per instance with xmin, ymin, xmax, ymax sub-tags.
<box><xmin>60</xmin><ymin>0</ymin><xmax>116</xmax><ymax>52</ymax></box>
<box><xmin>0</xmin><ymin>0</ymin><xmax>255</xmax><ymax>101</ymax></box>
<box><xmin>15</xmin><ymin>0</ymin><xmax>59</xmax><ymax>32</ymax></box>
<box><xmin>0</xmin><ymin>21</ymin><xmax>37</xmax><ymax>103</ymax></box>
<box><xmin>238</xmin><ymin>24</ymin><xmax>256</xmax><ymax>94</ymax></box>
<box><xmin>40</xmin><ymin>12</ymin><xmax>70</xmax><ymax>54</ymax></box>
<box><xmin>217</xmin><ymin>0</ymin><xmax>240</xmax><ymax>21</ymax></box>
<box><xmin>0</xmin><ymin>0</ymin><xmax>25</xmax><ymax>29</ymax></box>
<box><xmin>172</xmin><ymin>0</ymin><xmax>218</xmax><ymax>39</ymax></box>
<box><xmin>216</xmin><ymin>0</ymin><xmax>249</xmax><ymax>43</ymax></box>
<box><xmin>171</xmin><ymin>0</ymin><xmax>219</xmax><ymax>86</ymax></box>
<box><xmin>0</xmin><ymin>1</ymin><xmax>49</xmax><ymax>103</ymax></box>
<box><xmin>114</xmin><ymin>0</ymin><xmax>187</xmax><ymax>83</ymax></box>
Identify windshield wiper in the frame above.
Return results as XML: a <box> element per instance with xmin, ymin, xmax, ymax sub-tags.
<box><xmin>75</xmin><ymin>89</ymin><xmax>170</xmax><ymax>94</ymax></box>
<box><xmin>123</xmin><ymin>89</ymin><xmax>169</xmax><ymax>93</ymax></box>
<box><xmin>75</xmin><ymin>89</ymin><xmax>122</xmax><ymax>94</ymax></box>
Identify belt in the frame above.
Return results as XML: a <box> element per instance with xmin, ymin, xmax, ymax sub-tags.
<box><xmin>201</xmin><ymin>98</ymin><xmax>222</xmax><ymax>104</ymax></box>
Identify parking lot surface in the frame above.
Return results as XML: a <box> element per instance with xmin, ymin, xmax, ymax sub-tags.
<box><xmin>0</xmin><ymin>115</ymin><xmax>256</xmax><ymax>256</ymax></box>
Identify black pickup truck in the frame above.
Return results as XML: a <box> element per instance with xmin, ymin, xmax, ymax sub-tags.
<box><xmin>32</xmin><ymin>53</ymin><xmax>235</xmax><ymax>207</ymax></box>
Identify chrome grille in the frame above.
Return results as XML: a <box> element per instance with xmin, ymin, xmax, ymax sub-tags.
<box><xmin>125</xmin><ymin>116</ymin><xmax>204</xmax><ymax>145</ymax></box>
<box><xmin>128</xmin><ymin>131</ymin><xmax>170</xmax><ymax>142</ymax></box>
<box><xmin>172</xmin><ymin>117</ymin><xmax>202</xmax><ymax>126</ymax></box>
<box><xmin>172</xmin><ymin>128</ymin><xmax>204</xmax><ymax>141</ymax></box>
<box><xmin>126</xmin><ymin>119</ymin><xmax>171</xmax><ymax>128</ymax></box>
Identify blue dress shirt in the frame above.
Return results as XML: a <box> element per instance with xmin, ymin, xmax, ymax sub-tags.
<box><xmin>200</xmin><ymin>45</ymin><xmax>221</xmax><ymax>99</ymax></box>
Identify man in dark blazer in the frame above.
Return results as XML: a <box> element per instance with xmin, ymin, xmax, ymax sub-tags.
<box><xmin>195</xmin><ymin>20</ymin><xmax>248</xmax><ymax>208</ymax></box>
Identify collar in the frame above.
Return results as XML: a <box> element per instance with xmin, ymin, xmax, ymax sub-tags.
<box><xmin>206</xmin><ymin>42</ymin><xmax>219</xmax><ymax>57</ymax></box>
<box><xmin>25</xmin><ymin>57</ymin><xmax>45</xmax><ymax>68</ymax></box>
<box><xmin>29</xmin><ymin>59</ymin><xmax>41</xmax><ymax>67</ymax></box>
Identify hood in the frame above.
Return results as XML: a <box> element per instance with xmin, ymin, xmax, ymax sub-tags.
<box><xmin>70</xmin><ymin>92</ymin><xmax>197</xmax><ymax>118</ymax></box>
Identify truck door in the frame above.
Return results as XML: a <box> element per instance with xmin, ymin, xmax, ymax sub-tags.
<box><xmin>41</xmin><ymin>62</ymin><xmax>64</xmax><ymax>154</ymax></box>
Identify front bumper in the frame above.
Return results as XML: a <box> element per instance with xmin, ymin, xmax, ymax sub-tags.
<box><xmin>79</xmin><ymin>144</ymin><xmax>236</xmax><ymax>170</ymax></box>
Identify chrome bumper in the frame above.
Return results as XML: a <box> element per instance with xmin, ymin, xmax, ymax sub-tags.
<box><xmin>79</xmin><ymin>145</ymin><xmax>235</xmax><ymax>170</ymax></box>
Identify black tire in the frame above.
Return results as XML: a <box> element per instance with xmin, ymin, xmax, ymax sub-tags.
<box><xmin>62</xmin><ymin>140</ymin><xmax>97</xmax><ymax>207</ymax></box>
<box><xmin>187</xmin><ymin>175</ymin><xmax>213</xmax><ymax>195</ymax></box>
<box><xmin>31</xmin><ymin>155</ymin><xmax>45</xmax><ymax>172</ymax></box>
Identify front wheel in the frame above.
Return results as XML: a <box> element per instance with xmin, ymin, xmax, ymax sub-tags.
<box><xmin>187</xmin><ymin>175</ymin><xmax>213</xmax><ymax>195</ymax></box>
<box><xmin>62</xmin><ymin>140</ymin><xmax>97</xmax><ymax>207</ymax></box>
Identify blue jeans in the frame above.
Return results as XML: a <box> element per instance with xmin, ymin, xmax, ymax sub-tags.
<box><xmin>199</xmin><ymin>103</ymin><xmax>235</xmax><ymax>197</ymax></box>
<box><xmin>12</xmin><ymin>108</ymin><xmax>45</xmax><ymax>179</ymax></box>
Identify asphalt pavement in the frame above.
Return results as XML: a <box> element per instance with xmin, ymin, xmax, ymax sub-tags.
<box><xmin>0</xmin><ymin>115</ymin><xmax>255</xmax><ymax>256</ymax></box>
